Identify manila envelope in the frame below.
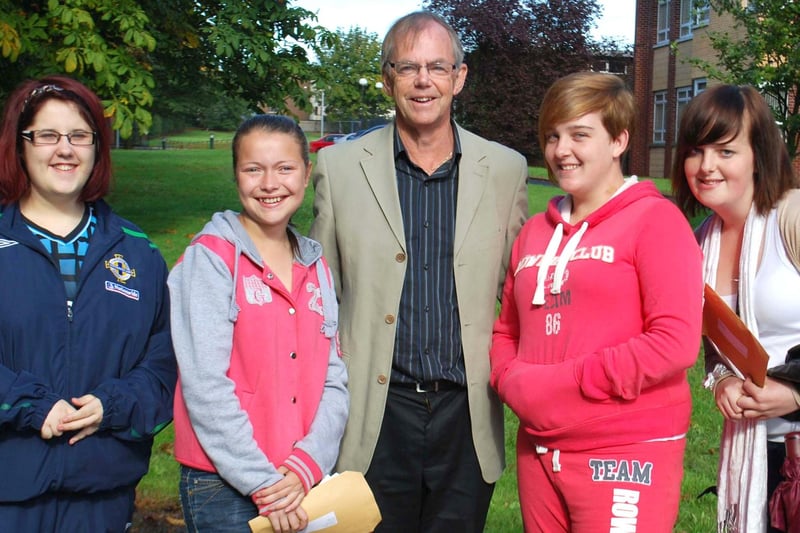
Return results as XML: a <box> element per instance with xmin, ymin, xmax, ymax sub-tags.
<box><xmin>702</xmin><ymin>283</ymin><xmax>769</xmax><ymax>386</ymax></box>
<box><xmin>249</xmin><ymin>471</ymin><xmax>381</xmax><ymax>533</ymax></box>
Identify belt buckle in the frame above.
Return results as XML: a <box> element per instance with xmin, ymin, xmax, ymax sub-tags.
<box><xmin>415</xmin><ymin>381</ymin><xmax>438</xmax><ymax>393</ymax></box>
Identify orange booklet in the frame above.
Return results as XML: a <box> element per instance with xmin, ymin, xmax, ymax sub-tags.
<box><xmin>249</xmin><ymin>471</ymin><xmax>381</xmax><ymax>533</ymax></box>
<box><xmin>702</xmin><ymin>284</ymin><xmax>769</xmax><ymax>386</ymax></box>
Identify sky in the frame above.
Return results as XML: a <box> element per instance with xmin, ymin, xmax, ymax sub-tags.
<box><xmin>293</xmin><ymin>0</ymin><xmax>636</xmax><ymax>44</ymax></box>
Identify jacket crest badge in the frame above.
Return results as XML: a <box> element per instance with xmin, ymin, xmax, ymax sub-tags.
<box><xmin>104</xmin><ymin>254</ymin><xmax>140</xmax><ymax>301</ymax></box>
<box><xmin>105</xmin><ymin>254</ymin><xmax>136</xmax><ymax>283</ymax></box>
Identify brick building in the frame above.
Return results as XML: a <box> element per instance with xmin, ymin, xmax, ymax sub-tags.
<box><xmin>630</xmin><ymin>0</ymin><xmax>743</xmax><ymax>178</ymax></box>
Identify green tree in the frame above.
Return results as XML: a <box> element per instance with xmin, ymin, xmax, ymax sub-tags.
<box><xmin>0</xmin><ymin>0</ymin><xmax>156</xmax><ymax>138</ymax></box>
<box><xmin>315</xmin><ymin>26</ymin><xmax>392</xmax><ymax>125</ymax></box>
<box><xmin>0</xmin><ymin>0</ymin><xmax>330</xmax><ymax>138</ymax></box>
<box><xmin>141</xmin><ymin>0</ymin><xmax>333</xmax><ymax>134</ymax></box>
<box><xmin>682</xmin><ymin>0</ymin><xmax>800</xmax><ymax>158</ymax></box>
<box><xmin>425</xmin><ymin>0</ymin><xmax>602</xmax><ymax>161</ymax></box>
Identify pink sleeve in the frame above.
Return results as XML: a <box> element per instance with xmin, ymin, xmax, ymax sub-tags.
<box><xmin>576</xmin><ymin>206</ymin><xmax>703</xmax><ymax>400</ymax></box>
<box><xmin>490</xmin><ymin>236</ymin><xmax>522</xmax><ymax>397</ymax></box>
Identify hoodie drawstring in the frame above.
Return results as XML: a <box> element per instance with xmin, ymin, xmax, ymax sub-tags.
<box><xmin>535</xmin><ymin>445</ymin><xmax>562</xmax><ymax>473</ymax></box>
<box><xmin>228</xmin><ymin>242</ymin><xmax>242</xmax><ymax>322</ymax></box>
<box><xmin>532</xmin><ymin>223</ymin><xmax>563</xmax><ymax>305</ymax></box>
<box><xmin>532</xmin><ymin>221</ymin><xmax>589</xmax><ymax>305</ymax></box>
<box><xmin>315</xmin><ymin>260</ymin><xmax>338</xmax><ymax>339</ymax></box>
<box><xmin>552</xmin><ymin>221</ymin><xmax>589</xmax><ymax>295</ymax></box>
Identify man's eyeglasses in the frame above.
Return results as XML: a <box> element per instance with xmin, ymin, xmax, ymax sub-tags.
<box><xmin>388</xmin><ymin>61</ymin><xmax>457</xmax><ymax>78</ymax></box>
<box><xmin>21</xmin><ymin>129</ymin><xmax>97</xmax><ymax>146</ymax></box>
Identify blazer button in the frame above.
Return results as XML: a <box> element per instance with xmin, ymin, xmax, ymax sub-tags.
<box><xmin>384</xmin><ymin>314</ymin><xmax>395</xmax><ymax>324</ymax></box>
<box><xmin>377</xmin><ymin>374</ymin><xmax>388</xmax><ymax>384</ymax></box>
<box><xmin>395</xmin><ymin>252</ymin><xmax>406</xmax><ymax>262</ymax></box>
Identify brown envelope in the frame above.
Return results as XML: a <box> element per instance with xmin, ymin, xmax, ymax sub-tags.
<box><xmin>249</xmin><ymin>471</ymin><xmax>381</xmax><ymax>533</ymax></box>
<box><xmin>702</xmin><ymin>283</ymin><xmax>769</xmax><ymax>387</ymax></box>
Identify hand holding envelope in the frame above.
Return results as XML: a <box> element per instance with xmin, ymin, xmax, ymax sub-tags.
<box><xmin>249</xmin><ymin>471</ymin><xmax>381</xmax><ymax>533</ymax></box>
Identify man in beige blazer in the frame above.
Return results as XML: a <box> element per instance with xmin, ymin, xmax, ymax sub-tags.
<box><xmin>310</xmin><ymin>11</ymin><xmax>528</xmax><ymax>532</ymax></box>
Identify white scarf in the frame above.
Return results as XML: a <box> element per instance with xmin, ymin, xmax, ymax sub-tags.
<box><xmin>699</xmin><ymin>206</ymin><xmax>768</xmax><ymax>533</ymax></box>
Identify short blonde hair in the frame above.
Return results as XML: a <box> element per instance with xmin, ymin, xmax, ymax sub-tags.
<box><xmin>538</xmin><ymin>71</ymin><xmax>635</xmax><ymax>164</ymax></box>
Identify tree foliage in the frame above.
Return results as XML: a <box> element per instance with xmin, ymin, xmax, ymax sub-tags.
<box><xmin>681</xmin><ymin>0</ymin><xmax>800</xmax><ymax>158</ymax></box>
<box><xmin>314</xmin><ymin>27</ymin><xmax>392</xmax><ymax>124</ymax></box>
<box><xmin>0</xmin><ymin>0</ymin><xmax>331</xmax><ymax>138</ymax></box>
<box><xmin>424</xmin><ymin>0</ymin><xmax>602</xmax><ymax>161</ymax></box>
<box><xmin>0</xmin><ymin>0</ymin><xmax>156</xmax><ymax>138</ymax></box>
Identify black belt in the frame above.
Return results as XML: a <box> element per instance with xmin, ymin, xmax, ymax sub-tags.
<box><xmin>392</xmin><ymin>380</ymin><xmax>462</xmax><ymax>393</ymax></box>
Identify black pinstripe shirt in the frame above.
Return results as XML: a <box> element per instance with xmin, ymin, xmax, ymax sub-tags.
<box><xmin>391</xmin><ymin>126</ymin><xmax>466</xmax><ymax>386</ymax></box>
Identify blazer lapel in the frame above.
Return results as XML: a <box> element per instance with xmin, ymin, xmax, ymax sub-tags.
<box><xmin>454</xmin><ymin>131</ymin><xmax>489</xmax><ymax>256</ymax></box>
<box><xmin>361</xmin><ymin>125</ymin><xmax>407</xmax><ymax>251</ymax></box>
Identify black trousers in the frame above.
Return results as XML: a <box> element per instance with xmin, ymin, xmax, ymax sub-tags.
<box><xmin>365</xmin><ymin>384</ymin><xmax>495</xmax><ymax>533</ymax></box>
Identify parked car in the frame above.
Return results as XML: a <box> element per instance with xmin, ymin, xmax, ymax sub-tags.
<box><xmin>334</xmin><ymin>124</ymin><xmax>387</xmax><ymax>143</ymax></box>
<box><xmin>333</xmin><ymin>131</ymin><xmax>356</xmax><ymax>143</ymax></box>
<box><xmin>310</xmin><ymin>133</ymin><xmax>345</xmax><ymax>153</ymax></box>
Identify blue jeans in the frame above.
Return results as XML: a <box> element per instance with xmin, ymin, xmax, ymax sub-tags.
<box><xmin>179</xmin><ymin>466</ymin><xmax>258</xmax><ymax>532</ymax></box>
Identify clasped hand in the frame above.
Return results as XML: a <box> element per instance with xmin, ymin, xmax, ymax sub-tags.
<box><xmin>40</xmin><ymin>395</ymin><xmax>103</xmax><ymax>445</ymax></box>
<box><xmin>252</xmin><ymin>468</ymin><xmax>308</xmax><ymax>533</ymax></box>
<box><xmin>715</xmin><ymin>376</ymin><xmax>798</xmax><ymax>420</ymax></box>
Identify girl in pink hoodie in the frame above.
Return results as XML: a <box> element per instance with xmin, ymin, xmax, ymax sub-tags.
<box><xmin>491</xmin><ymin>72</ymin><xmax>703</xmax><ymax>532</ymax></box>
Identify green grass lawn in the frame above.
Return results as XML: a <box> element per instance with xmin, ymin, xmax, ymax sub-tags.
<box><xmin>110</xmin><ymin>145</ymin><xmax>718</xmax><ymax>531</ymax></box>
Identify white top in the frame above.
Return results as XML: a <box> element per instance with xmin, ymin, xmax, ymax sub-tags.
<box><xmin>753</xmin><ymin>210</ymin><xmax>800</xmax><ymax>440</ymax></box>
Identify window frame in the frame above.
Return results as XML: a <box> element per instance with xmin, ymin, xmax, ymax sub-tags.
<box><xmin>657</xmin><ymin>0</ymin><xmax>671</xmax><ymax>44</ymax></box>
<box><xmin>653</xmin><ymin>90</ymin><xmax>667</xmax><ymax>144</ymax></box>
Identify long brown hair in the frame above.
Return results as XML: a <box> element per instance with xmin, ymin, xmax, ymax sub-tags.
<box><xmin>672</xmin><ymin>84</ymin><xmax>798</xmax><ymax>216</ymax></box>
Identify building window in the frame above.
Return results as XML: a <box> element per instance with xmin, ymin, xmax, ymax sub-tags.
<box><xmin>694</xmin><ymin>1</ymin><xmax>710</xmax><ymax>27</ymax></box>
<box><xmin>672</xmin><ymin>80</ymin><xmax>707</xmax><ymax>141</ymax></box>
<box><xmin>680</xmin><ymin>0</ymin><xmax>693</xmax><ymax>38</ymax></box>
<box><xmin>763</xmin><ymin>92</ymin><xmax>784</xmax><ymax>114</ymax></box>
<box><xmin>680</xmin><ymin>0</ymin><xmax>710</xmax><ymax>37</ymax></box>
<box><xmin>657</xmin><ymin>0</ymin><xmax>670</xmax><ymax>44</ymax></box>
<box><xmin>675</xmin><ymin>86</ymin><xmax>693</xmax><ymax>139</ymax></box>
<box><xmin>693</xmin><ymin>78</ymin><xmax>707</xmax><ymax>95</ymax></box>
<box><xmin>759</xmin><ymin>86</ymin><xmax>787</xmax><ymax>127</ymax></box>
<box><xmin>591</xmin><ymin>58</ymin><xmax>629</xmax><ymax>75</ymax></box>
<box><xmin>653</xmin><ymin>91</ymin><xmax>667</xmax><ymax>144</ymax></box>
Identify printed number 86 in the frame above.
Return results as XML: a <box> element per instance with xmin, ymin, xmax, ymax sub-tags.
<box><xmin>545</xmin><ymin>313</ymin><xmax>561</xmax><ymax>336</ymax></box>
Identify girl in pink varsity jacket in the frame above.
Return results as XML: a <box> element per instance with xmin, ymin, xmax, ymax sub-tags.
<box><xmin>490</xmin><ymin>72</ymin><xmax>703</xmax><ymax>532</ymax></box>
<box><xmin>168</xmin><ymin>115</ymin><xmax>348</xmax><ymax>533</ymax></box>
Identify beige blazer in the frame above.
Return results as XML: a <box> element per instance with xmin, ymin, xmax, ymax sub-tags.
<box><xmin>309</xmin><ymin>122</ymin><xmax>528</xmax><ymax>483</ymax></box>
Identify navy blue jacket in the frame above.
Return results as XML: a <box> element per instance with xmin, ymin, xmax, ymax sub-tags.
<box><xmin>0</xmin><ymin>200</ymin><xmax>176</xmax><ymax>501</ymax></box>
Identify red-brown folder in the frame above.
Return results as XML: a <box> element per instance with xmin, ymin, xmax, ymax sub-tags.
<box><xmin>702</xmin><ymin>283</ymin><xmax>769</xmax><ymax>387</ymax></box>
